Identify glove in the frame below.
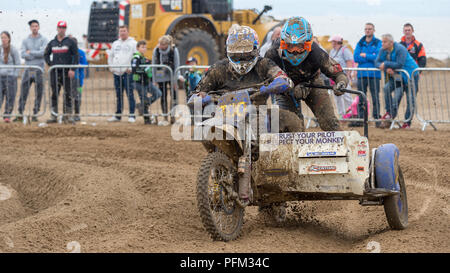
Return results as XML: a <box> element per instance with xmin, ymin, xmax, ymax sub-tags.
<box><xmin>187</xmin><ymin>93</ymin><xmax>212</xmax><ymax>106</ymax></box>
<box><xmin>202</xmin><ymin>95</ymin><xmax>212</xmax><ymax>105</ymax></box>
<box><xmin>293</xmin><ymin>84</ymin><xmax>310</xmax><ymax>99</ymax></box>
<box><xmin>260</xmin><ymin>78</ymin><xmax>290</xmax><ymax>95</ymax></box>
<box><xmin>333</xmin><ymin>81</ymin><xmax>346</xmax><ymax>96</ymax></box>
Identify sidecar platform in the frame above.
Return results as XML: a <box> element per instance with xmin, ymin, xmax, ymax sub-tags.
<box><xmin>254</xmin><ymin>131</ymin><xmax>374</xmax><ymax>203</ymax></box>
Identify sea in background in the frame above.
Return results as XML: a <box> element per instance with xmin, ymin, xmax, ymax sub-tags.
<box><xmin>1</xmin><ymin>8</ymin><xmax>449</xmax><ymax>60</ymax></box>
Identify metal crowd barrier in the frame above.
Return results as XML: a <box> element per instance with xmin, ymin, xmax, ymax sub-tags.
<box><xmin>0</xmin><ymin>65</ymin><xmax>47</xmax><ymax>124</ymax></box>
<box><xmin>47</xmin><ymin>64</ymin><xmax>173</xmax><ymax>124</ymax></box>
<box><xmin>411</xmin><ymin>68</ymin><xmax>450</xmax><ymax>131</ymax></box>
<box><xmin>301</xmin><ymin>68</ymin><xmax>414</xmax><ymax>130</ymax></box>
<box><xmin>174</xmin><ymin>65</ymin><xmax>210</xmax><ymax>98</ymax></box>
<box><xmin>174</xmin><ymin>65</ymin><xmax>210</xmax><ymax>122</ymax></box>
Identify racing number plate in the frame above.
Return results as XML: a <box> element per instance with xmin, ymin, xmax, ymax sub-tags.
<box><xmin>217</xmin><ymin>90</ymin><xmax>251</xmax><ymax>119</ymax></box>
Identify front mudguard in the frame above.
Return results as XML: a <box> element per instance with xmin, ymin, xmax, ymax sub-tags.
<box><xmin>202</xmin><ymin>118</ymin><xmax>245</xmax><ymax>162</ymax></box>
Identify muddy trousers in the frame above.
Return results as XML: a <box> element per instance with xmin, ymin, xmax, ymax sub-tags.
<box><xmin>50</xmin><ymin>69</ymin><xmax>74</xmax><ymax>118</ymax></box>
<box><xmin>275</xmin><ymin>88</ymin><xmax>342</xmax><ymax>131</ymax></box>
<box><xmin>0</xmin><ymin>75</ymin><xmax>18</xmax><ymax>117</ymax></box>
<box><xmin>18</xmin><ymin>69</ymin><xmax>44</xmax><ymax>116</ymax></box>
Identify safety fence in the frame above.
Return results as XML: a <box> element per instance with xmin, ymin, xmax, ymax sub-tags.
<box><xmin>1</xmin><ymin>64</ymin><xmax>449</xmax><ymax>130</ymax></box>
<box><xmin>174</xmin><ymin>65</ymin><xmax>211</xmax><ymax>122</ymax></box>
<box><xmin>0</xmin><ymin>65</ymin><xmax>47</xmax><ymax>124</ymax></box>
<box><xmin>411</xmin><ymin>68</ymin><xmax>450</xmax><ymax>131</ymax></box>
<box><xmin>45</xmin><ymin>64</ymin><xmax>174</xmax><ymax>124</ymax></box>
<box><xmin>301</xmin><ymin>68</ymin><xmax>414</xmax><ymax>130</ymax></box>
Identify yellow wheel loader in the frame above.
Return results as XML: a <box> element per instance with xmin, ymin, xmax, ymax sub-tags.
<box><xmin>87</xmin><ymin>0</ymin><xmax>283</xmax><ymax>65</ymax></box>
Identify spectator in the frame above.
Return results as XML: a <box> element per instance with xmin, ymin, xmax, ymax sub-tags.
<box><xmin>107</xmin><ymin>25</ymin><xmax>137</xmax><ymax>123</ymax></box>
<box><xmin>131</xmin><ymin>40</ymin><xmax>162</xmax><ymax>125</ymax></box>
<box><xmin>0</xmin><ymin>31</ymin><xmax>20</xmax><ymax>123</ymax></box>
<box><xmin>400</xmin><ymin>23</ymin><xmax>425</xmax><ymax>127</ymax></box>
<box><xmin>152</xmin><ymin>35</ymin><xmax>181</xmax><ymax>126</ymax></box>
<box><xmin>15</xmin><ymin>20</ymin><xmax>47</xmax><ymax>123</ymax></box>
<box><xmin>184</xmin><ymin>57</ymin><xmax>202</xmax><ymax>98</ymax></box>
<box><xmin>353</xmin><ymin>22</ymin><xmax>382</xmax><ymax>127</ymax></box>
<box><xmin>400</xmin><ymin>23</ymin><xmax>426</xmax><ymax>68</ymax></box>
<box><xmin>70</xmin><ymin>37</ymin><xmax>88</xmax><ymax>122</ymax></box>
<box><xmin>375</xmin><ymin>34</ymin><xmax>418</xmax><ymax>129</ymax></box>
<box><xmin>342</xmin><ymin>95</ymin><xmax>370</xmax><ymax>120</ymax></box>
<box><xmin>328</xmin><ymin>35</ymin><xmax>353</xmax><ymax>119</ymax></box>
<box><xmin>82</xmin><ymin>34</ymin><xmax>90</xmax><ymax>79</ymax></box>
<box><xmin>260</xmin><ymin>27</ymin><xmax>281</xmax><ymax>57</ymax></box>
<box><xmin>44</xmin><ymin>21</ymin><xmax>79</xmax><ymax>124</ymax></box>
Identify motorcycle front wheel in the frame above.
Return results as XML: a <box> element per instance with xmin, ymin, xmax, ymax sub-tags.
<box><xmin>196</xmin><ymin>152</ymin><xmax>244</xmax><ymax>241</ymax></box>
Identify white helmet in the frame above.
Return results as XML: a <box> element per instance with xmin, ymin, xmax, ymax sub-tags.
<box><xmin>226</xmin><ymin>26</ymin><xmax>260</xmax><ymax>75</ymax></box>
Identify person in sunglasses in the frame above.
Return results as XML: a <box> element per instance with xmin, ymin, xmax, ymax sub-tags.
<box><xmin>265</xmin><ymin>17</ymin><xmax>349</xmax><ymax>131</ymax></box>
<box><xmin>192</xmin><ymin>25</ymin><xmax>303</xmax><ymax>132</ymax></box>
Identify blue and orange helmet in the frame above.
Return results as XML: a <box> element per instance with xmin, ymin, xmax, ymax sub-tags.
<box><xmin>280</xmin><ymin>17</ymin><xmax>313</xmax><ymax>66</ymax></box>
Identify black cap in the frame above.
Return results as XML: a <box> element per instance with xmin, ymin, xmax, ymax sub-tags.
<box><xmin>28</xmin><ymin>19</ymin><xmax>39</xmax><ymax>26</ymax></box>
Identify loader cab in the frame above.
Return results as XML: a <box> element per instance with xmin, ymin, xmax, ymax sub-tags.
<box><xmin>191</xmin><ymin>0</ymin><xmax>233</xmax><ymax>21</ymax></box>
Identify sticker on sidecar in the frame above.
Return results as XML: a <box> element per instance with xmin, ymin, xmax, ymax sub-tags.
<box><xmin>306</xmin><ymin>151</ymin><xmax>337</xmax><ymax>157</ymax></box>
<box><xmin>308</xmin><ymin>165</ymin><xmax>337</xmax><ymax>172</ymax></box>
<box><xmin>276</xmin><ymin>132</ymin><xmax>345</xmax><ymax>145</ymax></box>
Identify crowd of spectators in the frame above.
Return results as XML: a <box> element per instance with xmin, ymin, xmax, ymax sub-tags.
<box><xmin>0</xmin><ymin>19</ymin><xmax>427</xmax><ymax>128</ymax></box>
<box><xmin>326</xmin><ymin>22</ymin><xmax>426</xmax><ymax>129</ymax></box>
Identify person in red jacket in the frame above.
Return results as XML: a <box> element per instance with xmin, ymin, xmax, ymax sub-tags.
<box><xmin>400</xmin><ymin>23</ymin><xmax>426</xmax><ymax>68</ymax></box>
<box><xmin>400</xmin><ymin>23</ymin><xmax>425</xmax><ymax>129</ymax></box>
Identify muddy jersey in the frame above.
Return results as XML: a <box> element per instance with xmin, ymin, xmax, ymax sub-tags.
<box><xmin>265</xmin><ymin>39</ymin><xmax>348</xmax><ymax>86</ymax></box>
<box><xmin>195</xmin><ymin>57</ymin><xmax>291</xmax><ymax>93</ymax></box>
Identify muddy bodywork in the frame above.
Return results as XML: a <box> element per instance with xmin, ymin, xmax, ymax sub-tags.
<box><xmin>253</xmin><ymin>131</ymin><xmax>370</xmax><ymax>204</ymax></box>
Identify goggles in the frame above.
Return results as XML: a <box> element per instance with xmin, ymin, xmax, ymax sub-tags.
<box><xmin>280</xmin><ymin>39</ymin><xmax>312</xmax><ymax>54</ymax></box>
<box><xmin>228</xmin><ymin>52</ymin><xmax>256</xmax><ymax>63</ymax></box>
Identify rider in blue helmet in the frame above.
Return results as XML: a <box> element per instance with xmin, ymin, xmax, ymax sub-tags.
<box><xmin>279</xmin><ymin>16</ymin><xmax>314</xmax><ymax>66</ymax></box>
<box><xmin>265</xmin><ymin>17</ymin><xmax>350</xmax><ymax>131</ymax></box>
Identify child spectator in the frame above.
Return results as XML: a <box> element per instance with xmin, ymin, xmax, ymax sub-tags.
<box><xmin>184</xmin><ymin>57</ymin><xmax>202</xmax><ymax>99</ymax></box>
<box><xmin>70</xmin><ymin>37</ymin><xmax>88</xmax><ymax>122</ymax></box>
<box><xmin>342</xmin><ymin>95</ymin><xmax>370</xmax><ymax>120</ymax></box>
<box><xmin>132</xmin><ymin>40</ymin><xmax>162</xmax><ymax>124</ymax></box>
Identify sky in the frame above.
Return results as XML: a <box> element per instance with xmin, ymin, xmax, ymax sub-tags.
<box><xmin>3</xmin><ymin>0</ymin><xmax>450</xmax><ymax>17</ymax></box>
<box><xmin>1</xmin><ymin>0</ymin><xmax>449</xmax><ymax>58</ymax></box>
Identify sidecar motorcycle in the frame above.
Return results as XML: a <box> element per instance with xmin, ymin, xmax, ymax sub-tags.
<box><xmin>193</xmin><ymin>86</ymin><xmax>408</xmax><ymax>241</ymax></box>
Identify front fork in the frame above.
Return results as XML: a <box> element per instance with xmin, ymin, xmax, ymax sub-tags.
<box><xmin>237</xmin><ymin>116</ymin><xmax>253</xmax><ymax>208</ymax></box>
<box><xmin>238</xmin><ymin>156</ymin><xmax>251</xmax><ymax>203</ymax></box>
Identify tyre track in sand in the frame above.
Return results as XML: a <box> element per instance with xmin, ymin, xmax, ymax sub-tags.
<box><xmin>0</xmin><ymin>124</ymin><xmax>448</xmax><ymax>252</ymax></box>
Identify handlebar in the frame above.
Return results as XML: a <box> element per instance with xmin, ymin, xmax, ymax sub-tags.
<box><xmin>304</xmin><ymin>84</ymin><xmax>369</xmax><ymax>139</ymax></box>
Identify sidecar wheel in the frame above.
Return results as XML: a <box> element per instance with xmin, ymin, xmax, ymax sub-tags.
<box><xmin>375</xmin><ymin>144</ymin><xmax>408</xmax><ymax>230</ymax></box>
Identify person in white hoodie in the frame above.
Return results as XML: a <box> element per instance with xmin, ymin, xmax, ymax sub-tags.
<box><xmin>107</xmin><ymin>25</ymin><xmax>137</xmax><ymax>123</ymax></box>
<box><xmin>0</xmin><ymin>31</ymin><xmax>21</xmax><ymax>123</ymax></box>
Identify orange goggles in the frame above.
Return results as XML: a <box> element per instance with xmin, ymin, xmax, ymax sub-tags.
<box><xmin>280</xmin><ymin>39</ymin><xmax>312</xmax><ymax>53</ymax></box>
